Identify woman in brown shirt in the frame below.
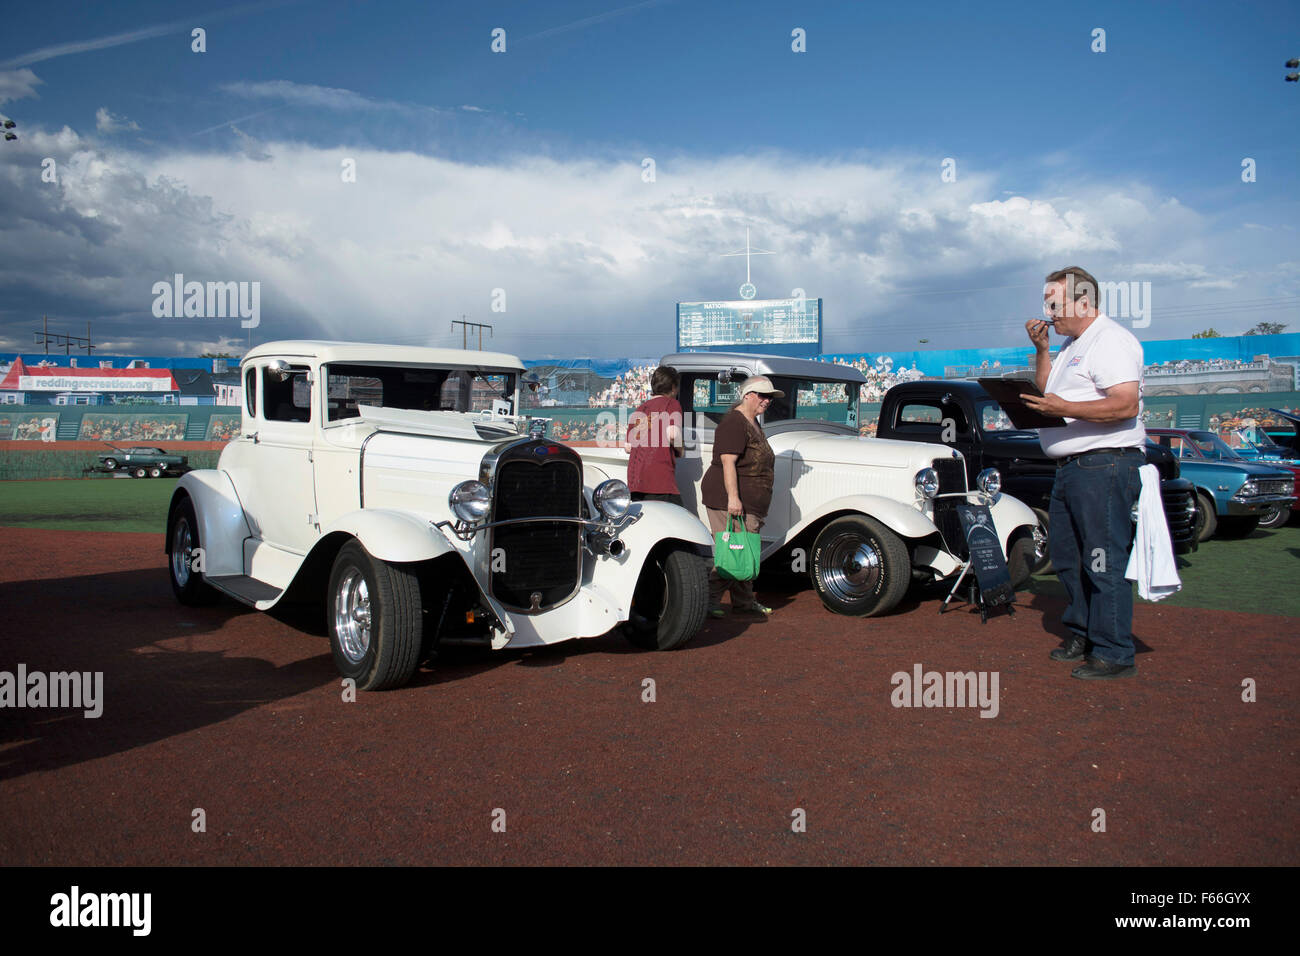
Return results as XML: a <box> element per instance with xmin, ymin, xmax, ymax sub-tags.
<box><xmin>700</xmin><ymin>375</ymin><xmax>782</xmax><ymax>616</ymax></box>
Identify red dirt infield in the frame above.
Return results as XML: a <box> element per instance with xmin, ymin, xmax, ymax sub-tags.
<box><xmin>0</xmin><ymin>527</ymin><xmax>1294</xmax><ymax>866</ymax></box>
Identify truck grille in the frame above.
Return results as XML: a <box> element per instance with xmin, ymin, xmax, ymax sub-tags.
<box><xmin>489</xmin><ymin>445</ymin><xmax>582</xmax><ymax>611</ymax></box>
<box><xmin>1161</xmin><ymin>487</ymin><xmax>1197</xmax><ymax>547</ymax></box>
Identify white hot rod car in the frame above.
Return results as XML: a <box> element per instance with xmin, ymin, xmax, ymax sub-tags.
<box><xmin>581</xmin><ymin>352</ymin><xmax>1046</xmax><ymax>618</ymax></box>
<box><xmin>166</xmin><ymin>341</ymin><xmax>712</xmax><ymax>690</ymax></box>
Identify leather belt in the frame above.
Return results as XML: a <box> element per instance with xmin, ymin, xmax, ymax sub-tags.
<box><xmin>1057</xmin><ymin>446</ymin><xmax>1143</xmax><ymax>467</ymax></box>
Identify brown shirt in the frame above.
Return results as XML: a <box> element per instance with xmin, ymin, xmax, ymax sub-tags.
<box><xmin>701</xmin><ymin>408</ymin><xmax>775</xmax><ymax>517</ymax></box>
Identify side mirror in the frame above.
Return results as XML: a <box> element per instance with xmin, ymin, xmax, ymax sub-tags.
<box><xmin>266</xmin><ymin>359</ymin><xmax>291</xmax><ymax>382</ymax></box>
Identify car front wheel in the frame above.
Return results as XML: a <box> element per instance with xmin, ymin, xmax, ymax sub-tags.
<box><xmin>810</xmin><ymin>515</ymin><xmax>910</xmax><ymax>616</ymax></box>
<box><xmin>623</xmin><ymin>546</ymin><xmax>709</xmax><ymax>651</ymax></box>
<box><xmin>1194</xmin><ymin>492</ymin><xmax>1218</xmax><ymax>542</ymax></box>
<box><xmin>1006</xmin><ymin>533</ymin><xmax>1037</xmax><ymax>590</ymax></box>
<box><xmin>102</xmin><ymin>457</ymin><xmax>118</xmax><ymax>470</ymax></box>
<box><xmin>1256</xmin><ymin>504</ymin><xmax>1289</xmax><ymax>530</ymax></box>
<box><xmin>327</xmin><ymin>541</ymin><xmax>423</xmax><ymax>691</ymax></box>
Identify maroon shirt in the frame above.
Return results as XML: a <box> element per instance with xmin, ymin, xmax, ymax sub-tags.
<box><xmin>627</xmin><ymin>395</ymin><xmax>682</xmax><ymax>495</ymax></box>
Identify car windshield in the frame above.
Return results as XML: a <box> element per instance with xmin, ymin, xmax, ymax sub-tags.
<box><xmin>765</xmin><ymin>377</ymin><xmax>861</xmax><ymax>429</ymax></box>
<box><xmin>1186</xmin><ymin>430</ymin><xmax>1245</xmax><ymax>461</ymax></box>
<box><xmin>323</xmin><ymin>364</ymin><xmax>518</xmax><ymax>422</ymax></box>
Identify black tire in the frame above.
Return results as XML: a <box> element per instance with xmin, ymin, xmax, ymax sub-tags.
<box><xmin>1216</xmin><ymin>515</ymin><xmax>1260</xmax><ymax>538</ymax></box>
<box><xmin>102</xmin><ymin>457</ymin><xmax>118</xmax><ymax>470</ymax></box>
<box><xmin>1007</xmin><ymin>534</ymin><xmax>1036</xmax><ymax>590</ymax></box>
<box><xmin>810</xmin><ymin>514</ymin><xmax>911</xmax><ymax>616</ymax></box>
<box><xmin>132</xmin><ymin>466</ymin><xmax>147</xmax><ymax>479</ymax></box>
<box><xmin>1194</xmin><ymin>492</ymin><xmax>1217</xmax><ymax>542</ymax></box>
<box><xmin>1257</xmin><ymin>503</ymin><xmax>1289</xmax><ymax>530</ymax></box>
<box><xmin>327</xmin><ymin>541</ymin><xmax>423</xmax><ymax>691</ymax></box>
<box><xmin>149</xmin><ymin>466</ymin><xmax>163</xmax><ymax>478</ymax></box>
<box><xmin>623</xmin><ymin>546</ymin><xmax>709</xmax><ymax>651</ymax></box>
<box><xmin>168</xmin><ymin>496</ymin><xmax>219</xmax><ymax>606</ymax></box>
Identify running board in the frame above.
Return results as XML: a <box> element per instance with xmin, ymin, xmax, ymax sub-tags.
<box><xmin>207</xmin><ymin>575</ymin><xmax>284</xmax><ymax>610</ymax></box>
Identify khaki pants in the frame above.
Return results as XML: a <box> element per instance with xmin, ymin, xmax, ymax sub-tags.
<box><xmin>706</xmin><ymin>508</ymin><xmax>764</xmax><ymax>608</ymax></box>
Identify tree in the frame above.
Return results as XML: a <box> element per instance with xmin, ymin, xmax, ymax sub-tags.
<box><xmin>1191</xmin><ymin>328</ymin><xmax>1222</xmax><ymax>338</ymax></box>
<box><xmin>1242</xmin><ymin>322</ymin><xmax>1287</xmax><ymax>336</ymax></box>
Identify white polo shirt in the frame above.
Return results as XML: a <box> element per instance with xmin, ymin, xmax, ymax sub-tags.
<box><xmin>1037</xmin><ymin>314</ymin><xmax>1146</xmax><ymax>458</ymax></box>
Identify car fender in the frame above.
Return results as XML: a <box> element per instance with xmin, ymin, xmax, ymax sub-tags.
<box><xmin>786</xmin><ymin>494</ymin><xmax>939</xmax><ymax>547</ymax></box>
<box><xmin>588</xmin><ymin>500</ymin><xmax>712</xmax><ymax>595</ymax></box>
<box><xmin>987</xmin><ymin>492</ymin><xmax>1040</xmax><ymax>551</ymax></box>
<box><xmin>170</xmin><ymin>470</ymin><xmax>252</xmax><ymax>577</ymax></box>
<box><xmin>318</xmin><ymin>508</ymin><xmax>459</xmax><ymax>563</ymax></box>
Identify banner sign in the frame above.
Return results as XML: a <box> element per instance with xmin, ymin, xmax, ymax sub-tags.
<box><xmin>956</xmin><ymin>503</ymin><xmax>1015</xmax><ymax>609</ymax></box>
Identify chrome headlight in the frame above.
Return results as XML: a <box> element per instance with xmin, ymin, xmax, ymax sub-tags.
<box><xmin>914</xmin><ymin>467</ymin><xmax>939</xmax><ymax>499</ymax></box>
<box><xmin>449</xmin><ymin>480</ymin><xmax>491</xmax><ymax>523</ymax></box>
<box><xmin>977</xmin><ymin>468</ymin><xmax>1002</xmax><ymax>497</ymax></box>
<box><xmin>1284</xmin><ymin>480</ymin><xmax>1295</xmax><ymax>495</ymax></box>
<box><xmin>593</xmin><ymin>479</ymin><xmax>631</xmax><ymax>519</ymax></box>
<box><xmin>1235</xmin><ymin>480</ymin><xmax>1257</xmax><ymax>498</ymax></box>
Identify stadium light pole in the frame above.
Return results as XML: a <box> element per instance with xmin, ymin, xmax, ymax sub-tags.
<box><xmin>1</xmin><ymin>117</ymin><xmax>16</xmax><ymax>141</ymax></box>
<box><xmin>1287</xmin><ymin>57</ymin><xmax>1298</xmax><ymax>82</ymax></box>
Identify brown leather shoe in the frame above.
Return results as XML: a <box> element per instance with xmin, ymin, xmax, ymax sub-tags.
<box><xmin>1050</xmin><ymin>635</ymin><xmax>1088</xmax><ymax>662</ymax></box>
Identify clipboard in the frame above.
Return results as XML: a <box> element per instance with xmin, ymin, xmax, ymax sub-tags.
<box><xmin>976</xmin><ymin>377</ymin><xmax>1067</xmax><ymax>429</ymax></box>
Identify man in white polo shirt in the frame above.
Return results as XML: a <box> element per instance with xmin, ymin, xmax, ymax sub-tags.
<box><xmin>1022</xmin><ymin>267</ymin><xmax>1146</xmax><ymax>679</ymax></box>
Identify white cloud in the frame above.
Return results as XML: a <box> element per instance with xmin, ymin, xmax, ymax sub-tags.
<box><xmin>221</xmin><ymin>80</ymin><xmax>442</xmax><ymax>115</ymax></box>
<box><xmin>0</xmin><ymin>136</ymin><xmax>1294</xmax><ymax>355</ymax></box>
<box><xmin>95</xmin><ymin>107</ymin><xmax>140</xmax><ymax>134</ymax></box>
<box><xmin>0</xmin><ymin>69</ymin><xmax>42</xmax><ymax>106</ymax></box>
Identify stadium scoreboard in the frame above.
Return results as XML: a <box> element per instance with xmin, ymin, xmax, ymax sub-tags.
<box><xmin>677</xmin><ymin>298</ymin><xmax>823</xmax><ymax>357</ymax></box>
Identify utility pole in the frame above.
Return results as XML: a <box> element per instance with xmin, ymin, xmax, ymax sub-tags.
<box><xmin>450</xmin><ymin>316</ymin><xmax>493</xmax><ymax>349</ymax></box>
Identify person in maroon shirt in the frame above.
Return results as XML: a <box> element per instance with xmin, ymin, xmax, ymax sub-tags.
<box><xmin>626</xmin><ymin>366</ymin><xmax>684</xmax><ymax>506</ymax></box>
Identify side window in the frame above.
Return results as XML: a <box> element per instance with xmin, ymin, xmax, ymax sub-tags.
<box><xmin>245</xmin><ymin>367</ymin><xmax>257</xmax><ymax>417</ymax></box>
<box><xmin>263</xmin><ymin>367</ymin><xmax>313</xmax><ymax>423</ymax></box>
<box><xmin>683</xmin><ymin>374</ymin><xmax>739</xmax><ymax>426</ymax></box>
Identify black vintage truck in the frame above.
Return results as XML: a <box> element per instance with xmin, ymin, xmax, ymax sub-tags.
<box><xmin>876</xmin><ymin>380</ymin><xmax>1199</xmax><ymax>561</ymax></box>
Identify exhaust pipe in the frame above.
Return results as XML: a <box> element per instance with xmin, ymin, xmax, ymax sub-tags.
<box><xmin>587</xmin><ymin>531</ymin><xmax>626</xmax><ymax>557</ymax></box>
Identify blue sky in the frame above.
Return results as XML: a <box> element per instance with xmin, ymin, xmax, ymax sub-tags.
<box><xmin>1</xmin><ymin>0</ymin><xmax>1297</xmax><ymax>358</ymax></box>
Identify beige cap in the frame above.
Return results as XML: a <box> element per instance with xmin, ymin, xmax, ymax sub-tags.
<box><xmin>738</xmin><ymin>375</ymin><xmax>785</xmax><ymax>399</ymax></box>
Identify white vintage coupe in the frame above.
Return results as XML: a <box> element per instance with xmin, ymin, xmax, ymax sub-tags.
<box><xmin>166</xmin><ymin>341</ymin><xmax>712</xmax><ymax>690</ymax></box>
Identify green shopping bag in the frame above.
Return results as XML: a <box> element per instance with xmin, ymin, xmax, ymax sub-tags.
<box><xmin>714</xmin><ymin>515</ymin><xmax>761</xmax><ymax>581</ymax></box>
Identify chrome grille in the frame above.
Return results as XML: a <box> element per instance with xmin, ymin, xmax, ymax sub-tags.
<box><xmin>490</xmin><ymin>451</ymin><xmax>582</xmax><ymax>610</ymax></box>
<box><xmin>1251</xmin><ymin>479</ymin><xmax>1293</xmax><ymax>497</ymax></box>
<box><xmin>933</xmin><ymin>457</ymin><xmax>967</xmax><ymax>495</ymax></box>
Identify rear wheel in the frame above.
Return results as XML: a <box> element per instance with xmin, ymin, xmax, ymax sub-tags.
<box><xmin>623</xmin><ymin>546</ymin><xmax>708</xmax><ymax>651</ymax></box>
<box><xmin>810</xmin><ymin>515</ymin><xmax>910</xmax><ymax>616</ymax></box>
<box><xmin>168</xmin><ymin>497</ymin><xmax>219</xmax><ymax>606</ymax></box>
<box><xmin>1194</xmin><ymin>492</ymin><xmax>1218</xmax><ymax>542</ymax></box>
<box><xmin>133</xmin><ymin>466</ymin><xmax>147</xmax><ymax>479</ymax></box>
<box><xmin>149</xmin><ymin>466</ymin><xmax>163</xmax><ymax>478</ymax></box>
<box><xmin>327</xmin><ymin>541</ymin><xmax>423</xmax><ymax>691</ymax></box>
<box><xmin>1216</xmin><ymin>515</ymin><xmax>1260</xmax><ymax>538</ymax></box>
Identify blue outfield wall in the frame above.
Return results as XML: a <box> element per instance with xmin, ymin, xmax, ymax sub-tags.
<box><xmin>819</xmin><ymin>333</ymin><xmax>1300</xmax><ymax>380</ymax></box>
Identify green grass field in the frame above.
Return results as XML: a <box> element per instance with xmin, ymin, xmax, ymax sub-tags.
<box><xmin>0</xmin><ymin>477</ymin><xmax>178</xmax><ymax>534</ymax></box>
<box><xmin>1</xmin><ymin>478</ymin><xmax>1297</xmax><ymax>616</ymax></box>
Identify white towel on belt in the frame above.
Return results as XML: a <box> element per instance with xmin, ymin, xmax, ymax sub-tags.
<box><xmin>1125</xmin><ymin>463</ymin><xmax>1182</xmax><ymax>601</ymax></box>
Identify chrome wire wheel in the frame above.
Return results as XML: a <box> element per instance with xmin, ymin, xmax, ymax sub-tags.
<box><xmin>171</xmin><ymin>517</ymin><xmax>193</xmax><ymax>588</ymax></box>
<box><xmin>820</xmin><ymin>532</ymin><xmax>882</xmax><ymax>603</ymax></box>
<box><xmin>333</xmin><ymin>568</ymin><xmax>372</xmax><ymax>664</ymax></box>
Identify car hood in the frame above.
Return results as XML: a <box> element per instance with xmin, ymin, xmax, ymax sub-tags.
<box><xmin>774</xmin><ymin>431</ymin><xmax>960</xmax><ymax>470</ymax></box>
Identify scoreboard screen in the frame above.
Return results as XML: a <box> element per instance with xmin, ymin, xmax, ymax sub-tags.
<box><xmin>677</xmin><ymin>298</ymin><xmax>822</xmax><ymax>351</ymax></box>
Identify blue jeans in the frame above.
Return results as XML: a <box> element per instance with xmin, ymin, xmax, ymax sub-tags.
<box><xmin>1048</xmin><ymin>448</ymin><xmax>1144</xmax><ymax>665</ymax></box>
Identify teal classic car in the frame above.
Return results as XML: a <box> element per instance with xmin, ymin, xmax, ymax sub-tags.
<box><xmin>1147</xmin><ymin>429</ymin><xmax>1295</xmax><ymax>540</ymax></box>
<box><xmin>98</xmin><ymin>444</ymin><xmax>189</xmax><ymax>478</ymax></box>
